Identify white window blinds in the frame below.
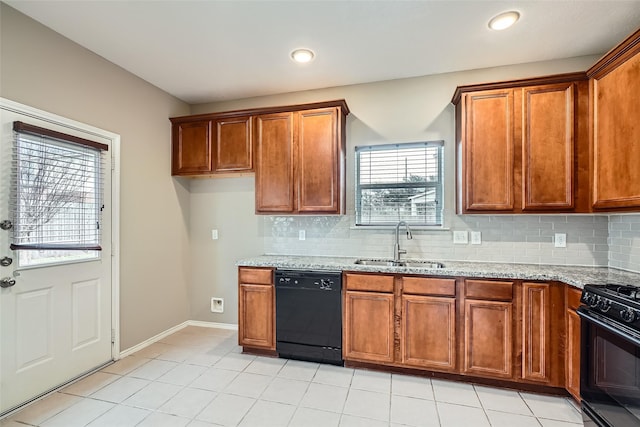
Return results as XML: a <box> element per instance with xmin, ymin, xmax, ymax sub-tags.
<box><xmin>356</xmin><ymin>141</ymin><xmax>444</xmax><ymax>226</ymax></box>
<box><xmin>11</xmin><ymin>121</ymin><xmax>107</xmax><ymax>265</ymax></box>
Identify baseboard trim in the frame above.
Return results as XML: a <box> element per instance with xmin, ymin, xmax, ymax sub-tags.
<box><xmin>187</xmin><ymin>320</ymin><xmax>238</xmax><ymax>331</ymax></box>
<box><xmin>118</xmin><ymin>320</ymin><xmax>238</xmax><ymax>359</ymax></box>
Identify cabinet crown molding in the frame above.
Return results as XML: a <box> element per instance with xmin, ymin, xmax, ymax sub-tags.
<box><xmin>450</xmin><ymin>72</ymin><xmax>587</xmax><ymax>105</ymax></box>
<box><xmin>588</xmin><ymin>27</ymin><xmax>640</xmax><ymax>79</ymax></box>
<box><xmin>170</xmin><ymin>99</ymin><xmax>350</xmax><ymax>123</ymax></box>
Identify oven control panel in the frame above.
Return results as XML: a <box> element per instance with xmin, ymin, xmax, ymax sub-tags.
<box><xmin>581</xmin><ymin>289</ymin><xmax>640</xmax><ymax>330</ymax></box>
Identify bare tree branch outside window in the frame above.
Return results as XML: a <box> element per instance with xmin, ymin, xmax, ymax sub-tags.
<box><xmin>11</xmin><ymin>131</ymin><xmax>103</xmax><ymax>267</ymax></box>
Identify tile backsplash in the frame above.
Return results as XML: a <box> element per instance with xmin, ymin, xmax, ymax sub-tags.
<box><xmin>608</xmin><ymin>214</ymin><xmax>640</xmax><ymax>272</ymax></box>
<box><xmin>263</xmin><ymin>213</ymin><xmax>613</xmax><ymax>268</ymax></box>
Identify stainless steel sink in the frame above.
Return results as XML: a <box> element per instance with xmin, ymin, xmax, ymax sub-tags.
<box><xmin>354</xmin><ymin>259</ymin><xmax>445</xmax><ymax>268</ymax></box>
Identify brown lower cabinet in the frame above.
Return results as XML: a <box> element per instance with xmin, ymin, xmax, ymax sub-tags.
<box><xmin>462</xmin><ymin>280</ymin><xmax>514</xmax><ymax>379</ymax></box>
<box><xmin>401</xmin><ymin>277</ymin><xmax>457</xmax><ymax>371</ymax></box>
<box><xmin>239</xmin><ymin>268</ymin><xmax>579</xmax><ymax>395</ymax></box>
<box><xmin>238</xmin><ymin>267</ymin><xmax>275</xmax><ymax>351</ymax></box>
<box><xmin>463</xmin><ymin>299</ymin><xmax>514</xmax><ymax>379</ymax></box>
<box><xmin>342</xmin><ymin>273</ymin><xmax>571</xmax><ymax>392</ymax></box>
<box><xmin>343</xmin><ymin>273</ymin><xmax>395</xmax><ymax>363</ymax></box>
<box><xmin>521</xmin><ymin>282</ymin><xmax>566</xmax><ymax>386</ymax></box>
<box><xmin>566</xmin><ymin>286</ymin><xmax>582</xmax><ymax>400</ymax></box>
<box><xmin>344</xmin><ymin>273</ymin><xmax>459</xmax><ymax>374</ymax></box>
<box><xmin>344</xmin><ymin>290</ymin><xmax>395</xmax><ymax>363</ymax></box>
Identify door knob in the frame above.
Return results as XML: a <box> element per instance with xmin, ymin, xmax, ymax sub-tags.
<box><xmin>0</xmin><ymin>277</ymin><xmax>16</xmax><ymax>288</ymax></box>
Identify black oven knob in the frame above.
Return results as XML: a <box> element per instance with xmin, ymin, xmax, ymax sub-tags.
<box><xmin>584</xmin><ymin>293</ymin><xmax>598</xmax><ymax>307</ymax></box>
<box><xmin>597</xmin><ymin>298</ymin><xmax>611</xmax><ymax>312</ymax></box>
<box><xmin>621</xmin><ymin>308</ymin><xmax>637</xmax><ymax>323</ymax></box>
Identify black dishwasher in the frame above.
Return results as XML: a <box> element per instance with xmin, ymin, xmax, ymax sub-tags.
<box><xmin>275</xmin><ymin>269</ymin><xmax>343</xmax><ymax>365</ymax></box>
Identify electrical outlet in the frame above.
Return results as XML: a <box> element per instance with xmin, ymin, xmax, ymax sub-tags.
<box><xmin>471</xmin><ymin>231</ymin><xmax>482</xmax><ymax>245</ymax></box>
<box><xmin>554</xmin><ymin>233</ymin><xmax>567</xmax><ymax>248</ymax></box>
<box><xmin>299</xmin><ymin>230</ymin><xmax>306</xmax><ymax>241</ymax></box>
<box><xmin>211</xmin><ymin>229</ymin><xmax>219</xmax><ymax>240</ymax></box>
<box><xmin>210</xmin><ymin>297</ymin><xmax>224</xmax><ymax>313</ymax></box>
<box><xmin>453</xmin><ymin>230</ymin><xmax>469</xmax><ymax>244</ymax></box>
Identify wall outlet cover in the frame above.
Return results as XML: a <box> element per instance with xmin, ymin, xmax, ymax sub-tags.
<box><xmin>299</xmin><ymin>230</ymin><xmax>306</xmax><ymax>241</ymax></box>
<box><xmin>554</xmin><ymin>233</ymin><xmax>567</xmax><ymax>248</ymax></box>
<box><xmin>470</xmin><ymin>231</ymin><xmax>482</xmax><ymax>245</ymax></box>
<box><xmin>211</xmin><ymin>229</ymin><xmax>219</xmax><ymax>240</ymax></box>
<box><xmin>453</xmin><ymin>230</ymin><xmax>469</xmax><ymax>244</ymax></box>
<box><xmin>211</xmin><ymin>297</ymin><xmax>224</xmax><ymax>313</ymax></box>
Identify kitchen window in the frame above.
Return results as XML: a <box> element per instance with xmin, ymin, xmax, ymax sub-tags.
<box><xmin>355</xmin><ymin>141</ymin><xmax>444</xmax><ymax>226</ymax></box>
<box><xmin>10</xmin><ymin>121</ymin><xmax>108</xmax><ymax>267</ymax></box>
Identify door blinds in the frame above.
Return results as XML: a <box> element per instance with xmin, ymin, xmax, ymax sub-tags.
<box><xmin>10</xmin><ymin>121</ymin><xmax>108</xmax><ymax>254</ymax></box>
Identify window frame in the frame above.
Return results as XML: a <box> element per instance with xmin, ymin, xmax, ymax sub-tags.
<box><xmin>355</xmin><ymin>141</ymin><xmax>444</xmax><ymax>227</ymax></box>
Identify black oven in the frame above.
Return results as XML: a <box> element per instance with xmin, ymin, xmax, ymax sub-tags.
<box><xmin>578</xmin><ymin>284</ymin><xmax>640</xmax><ymax>427</ymax></box>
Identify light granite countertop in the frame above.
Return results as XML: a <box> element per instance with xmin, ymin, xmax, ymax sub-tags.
<box><xmin>236</xmin><ymin>255</ymin><xmax>640</xmax><ymax>289</ymax></box>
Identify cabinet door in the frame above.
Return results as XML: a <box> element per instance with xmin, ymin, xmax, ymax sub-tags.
<box><xmin>214</xmin><ymin>116</ymin><xmax>252</xmax><ymax>172</ymax></box>
<box><xmin>521</xmin><ymin>84</ymin><xmax>575</xmax><ymax>210</ymax></box>
<box><xmin>171</xmin><ymin>120</ymin><xmax>212</xmax><ymax>175</ymax></box>
<box><xmin>464</xmin><ymin>299</ymin><xmax>513</xmax><ymax>379</ymax></box>
<box><xmin>566</xmin><ymin>287</ymin><xmax>582</xmax><ymax>400</ymax></box>
<box><xmin>238</xmin><ymin>283</ymin><xmax>275</xmax><ymax>350</ymax></box>
<box><xmin>401</xmin><ymin>295</ymin><xmax>456</xmax><ymax>371</ymax></box>
<box><xmin>592</xmin><ymin>52</ymin><xmax>640</xmax><ymax>209</ymax></box>
<box><xmin>297</xmin><ymin>108</ymin><xmax>341</xmax><ymax>213</ymax></box>
<box><xmin>254</xmin><ymin>112</ymin><xmax>295</xmax><ymax>213</ymax></box>
<box><xmin>344</xmin><ymin>291</ymin><xmax>395</xmax><ymax>363</ymax></box>
<box><xmin>522</xmin><ymin>282</ymin><xmax>551</xmax><ymax>382</ymax></box>
<box><xmin>463</xmin><ymin>90</ymin><xmax>514</xmax><ymax>211</ymax></box>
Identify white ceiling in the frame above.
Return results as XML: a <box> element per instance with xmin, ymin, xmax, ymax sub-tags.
<box><xmin>7</xmin><ymin>0</ymin><xmax>640</xmax><ymax>104</ymax></box>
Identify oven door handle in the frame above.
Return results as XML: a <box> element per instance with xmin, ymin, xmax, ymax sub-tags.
<box><xmin>577</xmin><ymin>307</ymin><xmax>640</xmax><ymax>347</ymax></box>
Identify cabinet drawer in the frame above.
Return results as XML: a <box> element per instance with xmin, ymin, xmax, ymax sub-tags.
<box><xmin>567</xmin><ymin>286</ymin><xmax>582</xmax><ymax>310</ymax></box>
<box><xmin>402</xmin><ymin>277</ymin><xmax>456</xmax><ymax>297</ymax></box>
<box><xmin>239</xmin><ymin>267</ymin><xmax>273</xmax><ymax>285</ymax></box>
<box><xmin>465</xmin><ymin>280</ymin><xmax>513</xmax><ymax>301</ymax></box>
<box><xmin>345</xmin><ymin>273</ymin><xmax>394</xmax><ymax>293</ymax></box>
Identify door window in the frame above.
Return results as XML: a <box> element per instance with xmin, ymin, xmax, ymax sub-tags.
<box><xmin>11</xmin><ymin>121</ymin><xmax>107</xmax><ymax>267</ymax></box>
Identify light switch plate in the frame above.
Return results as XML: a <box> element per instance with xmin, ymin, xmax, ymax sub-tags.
<box><xmin>471</xmin><ymin>231</ymin><xmax>482</xmax><ymax>245</ymax></box>
<box><xmin>554</xmin><ymin>233</ymin><xmax>567</xmax><ymax>248</ymax></box>
<box><xmin>453</xmin><ymin>230</ymin><xmax>469</xmax><ymax>244</ymax></box>
<box><xmin>211</xmin><ymin>229</ymin><xmax>219</xmax><ymax>240</ymax></box>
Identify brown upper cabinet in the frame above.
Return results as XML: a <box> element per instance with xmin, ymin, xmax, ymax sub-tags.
<box><xmin>170</xmin><ymin>100</ymin><xmax>349</xmax><ymax>214</ymax></box>
<box><xmin>170</xmin><ymin>113</ymin><xmax>253</xmax><ymax>176</ymax></box>
<box><xmin>214</xmin><ymin>116</ymin><xmax>253</xmax><ymax>173</ymax></box>
<box><xmin>255</xmin><ymin>102</ymin><xmax>349</xmax><ymax>214</ymax></box>
<box><xmin>452</xmin><ymin>74</ymin><xmax>590</xmax><ymax>214</ymax></box>
<box><xmin>588</xmin><ymin>28</ymin><xmax>640</xmax><ymax>210</ymax></box>
<box><xmin>171</xmin><ymin>119</ymin><xmax>213</xmax><ymax>175</ymax></box>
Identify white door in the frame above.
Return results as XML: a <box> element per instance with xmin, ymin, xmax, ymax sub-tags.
<box><xmin>0</xmin><ymin>100</ymin><xmax>117</xmax><ymax>415</ymax></box>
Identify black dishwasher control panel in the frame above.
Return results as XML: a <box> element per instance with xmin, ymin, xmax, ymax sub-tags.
<box><xmin>275</xmin><ymin>269</ymin><xmax>342</xmax><ymax>291</ymax></box>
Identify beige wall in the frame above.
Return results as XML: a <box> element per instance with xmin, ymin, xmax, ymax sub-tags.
<box><xmin>1</xmin><ymin>3</ymin><xmax>192</xmax><ymax>349</ymax></box>
<box><xmin>189</xmin><ymin>56</ymin><xmax>602</xmax><ymax>324</ymax></box>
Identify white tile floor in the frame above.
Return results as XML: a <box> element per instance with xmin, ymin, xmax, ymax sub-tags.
<box><xmin>2</xmin><ymin>326</ymin><xmax>584</xmax><ymax>427</ymax></box>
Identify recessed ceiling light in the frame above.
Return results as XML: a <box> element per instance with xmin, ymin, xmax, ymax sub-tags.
<box><xmin>488</xmin><ymin>11</ymin><xmax>520</xmax><ymax>30</ymax></box>
<box><xmin>291</xmin><ymin>48</ymin><xmax>315</xmax><ymax>63</ymax></box>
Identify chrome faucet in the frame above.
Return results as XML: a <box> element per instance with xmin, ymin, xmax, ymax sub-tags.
<box><xmin>393</xmin><ymin>221</ymin><xmax>413</xmax><ymax>263</ymax></box>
